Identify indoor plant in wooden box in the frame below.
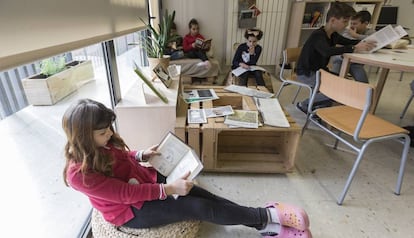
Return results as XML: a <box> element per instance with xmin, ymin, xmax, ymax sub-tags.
<box><xmin>22</xmin><ymin>56</ymin><xmax>94</xmax><ymax>105</ymax></box>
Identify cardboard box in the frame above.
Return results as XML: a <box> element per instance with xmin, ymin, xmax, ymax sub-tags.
<box><xmin>175</xmin><ymin>86</ymin><xmax>301</xmax><ymax>173</ymax></box>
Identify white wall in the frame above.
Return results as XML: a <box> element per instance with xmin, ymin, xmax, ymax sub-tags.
<box><xmin>162</xmin><ymin>0</ymin><xmax>290</xmax><ymax>72</ymax></box>
<box><xmin>162</xmin><ymin>0</ymin><xmax>227</xmax><ymax>65</ymax></box>
<box><xmin>391</xmin><ymin>0</ymin><xmax>414</xmax><ymax>36</ymax></box>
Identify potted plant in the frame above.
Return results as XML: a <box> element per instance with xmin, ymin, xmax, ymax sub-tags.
<box><xmin>22</xmin><ymin>55</ymin><xmax>94</xmax><ymax>105</ymax></box>
<box><xmin>138</xmin><ymin>10</ymin><xmax>179</xmax><ymax>71</ymax></box>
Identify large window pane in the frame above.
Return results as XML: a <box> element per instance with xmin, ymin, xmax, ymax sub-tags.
<box><xmin>0</xmin><ymin>43</ymin><xmax>111</xmax><ymax>238</ymax></box>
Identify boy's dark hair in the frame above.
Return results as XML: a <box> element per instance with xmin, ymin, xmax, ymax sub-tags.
<box><xmin>326</xmin><ymin>2</ymin><xmax>356</xmax><ymax>22</ymax></box>
<box><xmin>188</xmin><ymin>18</ymin><xmax>198</xmax><ymax>29</ymax></box>
<box><xmin>171</xmin><ymin>22</ymin><xmax>177</xmax><ymax>30</ymax></box>
<box><xmin>352</xmin><ymin>10</ymin><xmax>371</xmax><ymax>23</ymax></box>
<box><xmin>244</xmin><ymin>28</ymin><xmax>263</xmax><ymax>40</ymax></box>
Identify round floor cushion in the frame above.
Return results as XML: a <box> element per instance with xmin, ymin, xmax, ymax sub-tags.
<box><xmin>91</xmin><ymin>209</ymin><xmax>200</xmax><ymax>238</ymax></box>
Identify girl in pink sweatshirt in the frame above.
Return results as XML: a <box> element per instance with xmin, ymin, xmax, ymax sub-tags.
<box><xmin>62</xmin><ymin>99</ymin><xmax>312</xmax><ymax>238</ymax></box>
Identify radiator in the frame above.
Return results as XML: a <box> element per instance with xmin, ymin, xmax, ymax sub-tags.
<box><xmin>225</xmin><ymin>0</ymin><xmax>289</xmax><ymax>70</ymax></box>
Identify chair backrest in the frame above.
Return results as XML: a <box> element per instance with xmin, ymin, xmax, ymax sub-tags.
<box><xmin>279</xmin><ymin>47</ymin><xmax>302</xmax><ymax>81</ymax></box>
<box><xmin>317</xmin><ymin>69</ymin><xmax>373</xmax><ymax>110</ymax></box>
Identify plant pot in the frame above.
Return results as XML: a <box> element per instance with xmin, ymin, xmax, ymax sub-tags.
<box><xmin>22</xmin><ymin>60</ymin><xmax>94</xmax><ymax>105</ymax></box>
<box><xmin>148</xmin><ymin>56</ymin><xmax>171</xmax><ymax>78</ymax></box>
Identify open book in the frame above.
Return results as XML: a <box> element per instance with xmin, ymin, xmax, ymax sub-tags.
<box><xmin>255</xmin><ymin>98</ymin><xmax>290</xmax><ymax>128</ymax></box>
<box><xmin>195</xmin><ymin>38</ymin><xmax>212</xmax><ymax>50</ymax></box>
<box><xmin>232</xmin><ymin>65</ymin><xmax>267</xmax><ymax>77</ymax></box>
<box><xmin>363</xmin><ymin>25</ymin><xmax>408</xmax><ymax>53</ymax></box>
<box><xmin>224</xmin><ymin>85</ymin><xmax>274</xmax><ymax>98</ymax></box>
<box><xmin>148</xmin><ymin>132</ymin><xmax>203</xmax><ymax>188</ymax></box>
<box><xmin>224</xmin><ymin>110</ymin><xmax>259</xmax><ymax>129</ymax></box>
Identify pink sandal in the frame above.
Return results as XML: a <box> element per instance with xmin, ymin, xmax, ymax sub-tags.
<box><xmin>262</xmin><ymin>226</ymin><xmax>312</xmax><ymax>238</ymax></box>
<box><xmin>266</xmin><ymin>202</ymin><xmax>310</xmax><ymax>230</ymax></box>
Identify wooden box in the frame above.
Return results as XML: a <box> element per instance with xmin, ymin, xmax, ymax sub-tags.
<box><xmin>22</xmin><ymin>60</ymin><xmax>94</xmax><ymax>105</ymax></box>
<box><xmin>175</xmin><ymin>86</ymin><xmax>301</xmax><ymax>173</ymax></box>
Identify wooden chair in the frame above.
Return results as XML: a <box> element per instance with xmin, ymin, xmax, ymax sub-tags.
<box><xmin>276</xmin><ymin>47</ymin><xmax>311</xmax><ymax>104</ymax></box>
<box><xmin>302</xmin><ymin>69</ymin><xmax>411</xmax><ymax>205</ymax></box>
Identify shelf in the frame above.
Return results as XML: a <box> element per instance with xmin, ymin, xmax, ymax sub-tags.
<box><xmin>286</xmin><ymin>0</ymin><xmax>384</xmax><ymax>48</ymax></box>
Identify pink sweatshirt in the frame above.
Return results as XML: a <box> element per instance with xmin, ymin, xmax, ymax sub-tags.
<box><xmin>66</xmin><ymin>144</ymin><xmax>160</xmax><ymax>226</ymax></box>
<box><xmin>183</xmin><ymin>33</ymin><xmax>205</xmax><ymax>52</ymax></box>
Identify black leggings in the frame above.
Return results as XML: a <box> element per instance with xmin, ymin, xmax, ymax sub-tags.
<box><xmin>185</xmin><ymin>50</ymin><xmax>209</xmax><ymax>61</ymax></box>
<box><xmin>123</xmin><ymin>174</ymin><xmax>268</xmax><ymax>230</ymax></box>
<box><xmin>238</xmin><ymin>70</ymin><xmax>265</xmax><ymax>86</ymax></box>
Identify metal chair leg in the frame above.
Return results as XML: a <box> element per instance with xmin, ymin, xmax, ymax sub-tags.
<box><xmin>291</xmin><ymin>87</ymin><xmax>302</xmax><ymax>104</ymax></box>
<box><xmin>337</xmin><ymin>145</ymin><xmax>368</xmax><ymax>205</ymax></box>
<box><xmin>400</xmin><ymin>94</ymin><xmax>414</xmax><ymax>119</ymax></box>
<box><xmin>395</xmin><ymin>134</ymin><xmax>411</xmax><ymax>195</ymax></box>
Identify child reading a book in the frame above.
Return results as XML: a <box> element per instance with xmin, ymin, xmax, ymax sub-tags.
<box><xmin>62</xmin><ymin>98</ymin><xmax>312</xmax><ymax>238</ymax></box>
<box><xmin>183</xmin><ymin>18</ymin><xmax>211</xmax><ymax>69</ymax></box>
<box><xmin>165</xmin><ymin>22</ymin><xmax>184</xmax><ymax>60</ymax></box>
<box><xmin>231</xmin><ymin>28</ymin><xmax>265</xmax><ymax>86</ymax></box>
<box><xmin>295</xmin><ymin>2</ymin><xmax>376</xmax><ymax>114</ymax></box>
<box><xmin>331</xmin><ymin>10</ymin><xmax>376</xmax><ymax>83</ymax></box>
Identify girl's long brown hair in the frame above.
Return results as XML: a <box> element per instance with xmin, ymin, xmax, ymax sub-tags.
<box><xmin>62</xmin><ymin>99</ymin><xmax>129</xmax><ymax>186</ymax></box>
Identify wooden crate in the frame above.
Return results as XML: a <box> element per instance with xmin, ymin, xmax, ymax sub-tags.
<box><xmin>175</xmin><ymin>86</ymin><xmax>301</xmax><ymax>173</ymax></box>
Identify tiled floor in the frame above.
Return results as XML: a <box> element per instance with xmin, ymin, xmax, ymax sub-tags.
<box><xmin>1</xmin><ymin>67</ymin><xmax>414</xmax><ymax>238</ymax></box>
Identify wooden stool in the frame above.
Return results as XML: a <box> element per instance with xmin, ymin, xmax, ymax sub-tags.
<box><xmin>91</xmin><ymin>209</ymin><xmax>200</xmax><ymax>238</ymax></box>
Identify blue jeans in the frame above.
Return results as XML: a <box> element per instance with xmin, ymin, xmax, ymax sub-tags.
<box><xmin>297</xmin><ymin>72</ymin><xmax>331</xmax><ymax>111</ymax></box>
<box><xmin>331</xmin><ymin>55</ymin><xmax>369</xmax><ymax>83</ymax></box>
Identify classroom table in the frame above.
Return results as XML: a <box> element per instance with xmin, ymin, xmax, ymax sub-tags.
<box><xmin>339</xmin><ymin>48</ymin><xmax>414</xmax><ymax>113</ymax></box>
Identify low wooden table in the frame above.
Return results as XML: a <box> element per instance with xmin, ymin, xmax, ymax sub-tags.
<box><xmin>175</xmin><ymin>85</ymin><xmax>301</xmax><ymax>173</ymax></box>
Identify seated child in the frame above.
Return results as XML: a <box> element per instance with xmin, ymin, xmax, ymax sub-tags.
<box><xmin>331</xmin><ymin>10</ymin><xmax>376</xmax><ymax>83</ymax></box>
<box><xmin>231</xmin><ymin>28</ymin><xmax>265</xmax><ymax>86</ymax></box>
<box><xmin>63</xmin><ymin>98</ymin><xmax>313</xmax><ymax>238</ymax></box>
<box><xmin>165</xmin><ymin>22</ymin><xmax>184</xmax><ymax>60</ymax></box>
<box><xmin>183</xmin><ymin>18</ymin><xmax>211</xmax><ymax>69</ymax></box>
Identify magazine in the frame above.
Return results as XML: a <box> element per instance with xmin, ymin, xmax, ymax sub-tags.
<box><xmin>204</xmin><ymin>105</ymin><xmax>234</xmax><ymax>118</ymax></box>
<box><xmin>224</xmin><ymin>85</ymin><xmax>274</xmax><ymax>98</ymax></box>
<box><xmin>183</xmin><ymin>89</ymin><xmax>219</xmax><ymax>103</ymax></box>
<box><xmin>148</xmin><ymin>132</ymin><xmax>203</xmax><ymax>197</ymax></box>
<box><xmin>153</xmin><ymin>63</ymin><xmax>172</xmax><ymax>88</ymax></box>
<box><xmin>232</xmin><ymin>65</ymin><xmax>267</xmax><ymax>77</ymax></box>
<box><xmin>363</xmin><ymin>25</ymin><xmax>408</xmax><ymax>53</ymax></box>
<box><xmin>195</xmin><ymin>38</ymin><xmax>212</xmax><ymax>50</ymax></box>
<box><xmin>224</xmin><ymin>110</ymin><xmax>259</xmax><ymax>129</ymax></box>
<box><xmin>188</xmin><ymin>109</ymin><xmax>207</xmax><ymax>124</ymax></box>
<box><xmin>255</xmin><ymin>98</ymin><xmax>290</xmax><ymax>128</ymax></box>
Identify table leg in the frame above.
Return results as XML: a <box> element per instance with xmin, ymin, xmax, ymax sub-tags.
<box><xmin>339</xmin><ymin>56</ymin><xmax>351</xmax><ymax>77</ymax></box>
<box><xmin>370</xmin><ymin>68</ymin><xmax>389</xmax><ymax>114</ymax></box>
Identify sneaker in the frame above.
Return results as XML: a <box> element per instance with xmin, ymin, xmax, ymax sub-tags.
<box><xmin>295</xmin><ymin>102</ymin><xmax>308</xmax><ymax>114</ymax></box>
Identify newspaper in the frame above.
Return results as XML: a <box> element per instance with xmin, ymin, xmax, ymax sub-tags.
<box><xmin>363</xmin><ymin>25</ymin><xmax>408</xmax><ymax>53</ymax></box>
<box><xmin>204</xmin><ymin>105</ymin><xmax>234</xmax><ymax>118</ymax></box>
<box><xmin>183</xmin><ymin>89</ymin><xmax>219</xmax><ymax>103</ymax></box>
<box><xmin>224</xmin><ymin>85</ymin><xmax>274</xmax><ymax>98</ymax></box>
<box><xmin>187</xmin><ymin>109</ymin><xmax>207</xmax><ymax>124</ymax></box>
<box><xmin>224</xmin><ymin>110</ymin><xmax>259</xmax><ymax>129</ymax></box>
<box><xmin>232</xmin><ymin>65</ymin><xmax>267</xmax><ymax>77</ymax></box>
<box><xmin>255</xmin><ymin>98</ymin><xmax>290</xmax><ymax>128</ymax></box>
